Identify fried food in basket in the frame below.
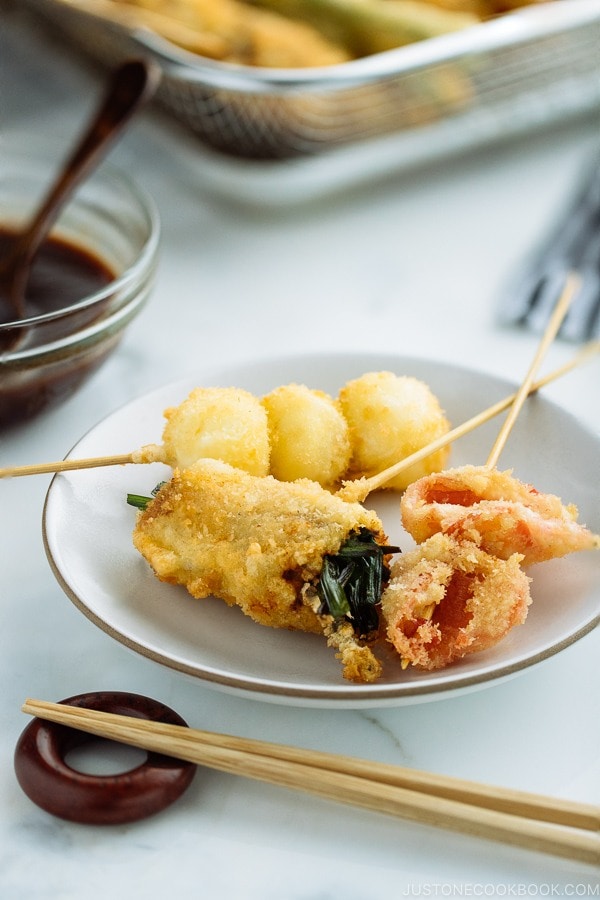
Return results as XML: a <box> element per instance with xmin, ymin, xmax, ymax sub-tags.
<box><xmin>249</xmin><ymin>0</ymin><xmax>478</xmax><ymax>56</ymax></box>
<box><xmin>403</xmin><ymin>0</ymin><xmax>548</xmax><ymax>15</ymax></box>
<box><xmin>65</xmin><ymin>0</ymin><xmax>352</xmax><ymax>65</ymax></box>
<box><xmin>58</xmin><ymin>0</ymin><xmax>549</xmax><ymax>69</ymax></box>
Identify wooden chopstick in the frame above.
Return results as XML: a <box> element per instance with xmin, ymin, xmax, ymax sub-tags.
<box><xmin>485</xmin><ymin>271</ymin><xmax>580</xmax><ymax>469</ymax></box>
<box><xmin>22</xmin><ymin>699</ymin><xmax>600</xmax><ymax>865</ymax></box>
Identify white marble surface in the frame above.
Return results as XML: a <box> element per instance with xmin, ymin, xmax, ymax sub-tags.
<box><xmin>1</xmin><ymin>9</ymin><xmax>599</xmax><ymax>898</ymax></box>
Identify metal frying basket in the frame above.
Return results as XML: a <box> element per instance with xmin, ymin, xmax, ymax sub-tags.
<box><xmin>22</xmin><ymin>0</ymin><xmax>600</xmax><ymax>160</ymax></box>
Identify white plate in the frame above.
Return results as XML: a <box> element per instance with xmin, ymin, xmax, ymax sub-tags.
<box><xmin>43</xmin><ymin>352</ymin><xmax>600</xmax><ymax>707</ymax></box>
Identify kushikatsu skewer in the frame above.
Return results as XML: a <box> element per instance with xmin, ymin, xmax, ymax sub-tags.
<box><xmin>338</xmin><ymin>337</ymin><xmax>598</xmax><ymax>501</ymax></box>
<box><xmin>381</xmin><ymin>276</ymin><xmax>598</xmax><ymax>672</ymax></box>
<box><xmin>1</xmin><ymin>338</ymin><xmax>597</xmax><ymax>483</ymax></box>
<box><xmin>10</xmin><ymin>280</ymin><xmax>595</xmax><ymax>685</ymax></box>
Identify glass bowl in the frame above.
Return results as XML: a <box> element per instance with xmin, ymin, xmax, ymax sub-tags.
<box><xmin>0</xmin><ymin>139</ymin><xmax>160</xmax><ymax>427</ymax></box>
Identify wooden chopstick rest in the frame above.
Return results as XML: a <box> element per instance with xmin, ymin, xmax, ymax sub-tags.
<box><xmin>15</xmin><ymin>692</ymin><xmax>196</xmax><ymax>825</ymax></box>
<box><xmin>20</xmin><ymin>697</ymin><xmax>600</xmax><ymax>866</ymax></box>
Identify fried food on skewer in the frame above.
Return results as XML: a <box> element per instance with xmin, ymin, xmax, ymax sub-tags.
<box><xmin>128</xmin><ymin>351</ymin><xmax>597</xmax><ymax>681</ymax></box>
<box><xmin>261</xmin><ymin>384</ymin><xmax>351</xmax><ymax>487</ymax></box>
<box><xmin>339</xmin><ymin>371</ymin><xmax>450</xmax><ymax>491</ymax></box>
<box><xmin>159</xmin><ymin>386</ymin><xmax>271</xmax><ymax>475</ymax></box>
<box><xmin>380</xmin><ymin>456</ymin><xmax>600</xmax><ymax>671</ymax></box>
<box><xmin>132</xmin><ymin>458</ymin><xmax>397</xmax><ymax>682</ymax></box>
<box><xmin>133</xmin><ymin>373</ymin><xmax>451</xmax><ymax>488</ymax></box>
<box><xmin>380</xmin><ymin>277</ymin><xmax>597</xmax><ymax>671</ymax></box>
<box><xmin>2</xmin><ymin>345</ymin><xmax>597</xmax><ymax>483</ymax></box>
<box><xmin>400</xmin><ymin>465</ymin><xmax>600</xmax><ymax>566</ymax></box>
<box><xmin>381</xmin><ymin>532</ymin><xmax>531</xmax><ymax>669</ymax></box>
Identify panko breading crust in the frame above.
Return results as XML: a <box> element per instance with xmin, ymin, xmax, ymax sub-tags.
<box><xmin>339</xmin><ymin>371</ymin><xmax>451</xmax><ymax>490</ymax></box>
<box><xmin>161</xmin><ymin>386</ymin><xmax>270</xmax><ymax>475</ymax></box>
<box><xmin>261</xmin><ymin>383</ymin><xmax>351</xmax><ymax>486</ymax></box>
<box><xmin>133</xmin><ymin>458</ymin><xmax>386</xmax><ymax>636</ymax></box>
<box><xmin>401</xmin><ymin>464</ymin><xmax>600</xmax><ymax>565</ymax></box>
<box><xmin>381</xmin><ymin>532</ymin><xmax>531</xmax><ymax>669</ymax></box>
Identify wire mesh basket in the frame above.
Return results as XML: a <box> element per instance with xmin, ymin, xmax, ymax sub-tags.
<box><xmin>22</xmin><ymin>0</ymin><xmax>600</xmax><ymax>161</ymax></box>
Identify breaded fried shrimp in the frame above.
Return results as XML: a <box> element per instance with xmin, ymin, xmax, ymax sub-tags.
<box><xmin>401</xmin><ymin>465</ymin><xmax>600</xmax><ymax>566</ymax></box>
<box><xmin>380</xmin><ymin>533</ymin><xmax>531</xmax><ymax>670</ymax></box>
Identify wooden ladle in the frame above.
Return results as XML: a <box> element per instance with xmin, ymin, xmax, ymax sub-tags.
<box><xmin>0</xmin><ymin>58</ymin><xmax>160</xmax><ymax>321</ymax></box>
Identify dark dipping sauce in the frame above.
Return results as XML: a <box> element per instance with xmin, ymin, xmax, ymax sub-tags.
<box><xmin>0</xmin><ymin>227</ymin><xmax>118</xmax><ymax>428</ymax></box>
<box><xmin>0</xmin><ymin>228</ymin><xmax>115</xmax><ymax>323</ymax></box>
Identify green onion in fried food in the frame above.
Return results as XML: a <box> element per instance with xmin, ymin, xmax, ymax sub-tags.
<box><xmin>317</xmin><ymin>527</ymin><xmax>399</xmax><ymax>637</ymax></box>
<box><xmin>129</xmin><ymin>484</ymin><xmax>397</xmax><ymax>642</ymax></box>
<box><xmin>126</xmin><ymin>483</ymin><xmax>166</xmax><ymax>510</ymax></box>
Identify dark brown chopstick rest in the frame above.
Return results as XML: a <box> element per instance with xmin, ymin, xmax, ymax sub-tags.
<box><xmin>14</xmin><ymin>691</ymin><xmax>196</xmax><ymax>825</ymax></box>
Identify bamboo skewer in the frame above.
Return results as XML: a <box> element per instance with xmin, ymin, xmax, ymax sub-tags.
<box><xmin>2</xmin><ymin>339</ymin><xmax>598</xmax><ymax>484</ymax></box>
<box><xmin>0</xmin><ymin>443</ymin><xmax>164</xmax><ymax>480</ymax></box>
<box><xmin>22</xmin><ymin>699</ymin><xmax>600</xmax><ymax>866</ymax></box>
<box><xmin>352</xmin><ymin>272</ymin><xmax>581</xmax><ymax>501</ymax></box>
<box><xmin>357</xmin><ymin>275</ymin><xmax>582</xmax><ymax>667</ymax></box>
<box><xmin>485</xmin><ymin>272</ymin><xmax>580</xmax><ymax>469</ymax></box>
<box><xmin>337</xmin><ymin>337</ymin><xmax>598</xmax><ymax>501</ymax></box>
<box><xmin>0</xmin><ymin>452</ymin><xmax>136</xmax><ymax>479</ymax></box>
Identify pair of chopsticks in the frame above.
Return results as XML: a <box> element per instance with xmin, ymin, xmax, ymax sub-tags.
<box><xmin>22</xmin><ymin>698</ymin><xmax>599</xmax><ymax>865</ymax></box>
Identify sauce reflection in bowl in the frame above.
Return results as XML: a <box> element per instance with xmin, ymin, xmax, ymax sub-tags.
<box><xmin>0</xmin><ymin>140</ymin><xmax>160</xmax><ymax>427</ymax></box>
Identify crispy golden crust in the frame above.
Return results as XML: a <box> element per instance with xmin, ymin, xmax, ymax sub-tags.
<box><xmin>133</xmin><ymin>459</ymin><xmax>386</xmax><ymax>636</ymax></box>
<box><xmin>381</xmin><ymin>532</ymin><xmax>531</xmax><ymax>669</ymax></box>
<box><xmin>401</xmin><ymin>465</ymin><xmax>600</xmax><ymax>565</ymax></box>
<box><xmin>261</xmin><ymin>383</ymin><xmax>351</xmax><ymax>486</ymax></box>
<box><xmin>339</xmin><ymin>371</ymin><xmax>451</xmax><ymax>490</ymax></box>
<box><xmin>161</xmin><ymin>386</ymin><xmax>270</xmax><ymax>475</ymax></box>
<box><xmin>323</xmin><ymin>620</ymin><xmax>383</xmax><ymax>682</ymax></box>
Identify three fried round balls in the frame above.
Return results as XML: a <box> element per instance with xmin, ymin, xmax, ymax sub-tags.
<box><xmin>159</xmin><ymin>371</ymin><xmax>450</xmax><ymax>490</ymax></box>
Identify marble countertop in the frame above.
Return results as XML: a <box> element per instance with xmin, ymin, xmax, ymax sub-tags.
<box><xmin>1</xmin><ymin>8</ymin><xmax>599</xmax><ymax>898</ymax></box>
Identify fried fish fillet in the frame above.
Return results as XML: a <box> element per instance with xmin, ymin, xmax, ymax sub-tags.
<box><xmin>132</xmin><ymin>459</ymin><xmax>389</xmax><ymax>680</ymax></box>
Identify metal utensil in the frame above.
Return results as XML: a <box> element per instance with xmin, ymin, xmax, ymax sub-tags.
<box><xmin>498</xmin><ymin>152</ymin><xmax>600</xmax><ymax>342</ymax></box>
<box><xmin>0</xmin><ymin>58</ymin><xmax>160</xmax><ymax>320</ymax></box>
